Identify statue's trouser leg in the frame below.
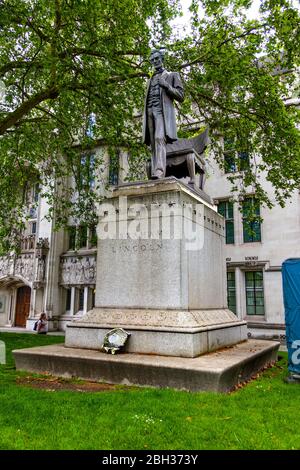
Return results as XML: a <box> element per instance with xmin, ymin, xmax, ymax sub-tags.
<box><xmin>186</xmin><ymin>153</ymin><xmax>196</xmax><ymax>185</ymax></box>
<box><xmin>148</xmin><ymin>108</ymin><xmax>166</xmax><ymax>178</ymax></box>
<box><xmin>147</xmin><ymin>110</ymin><xmax>156</xmax><ymax>168</ymax></box>
<box><xmin>199</xmin><ymin>171</ymin><xmax>205</xmax><ymax>190</ymax></box>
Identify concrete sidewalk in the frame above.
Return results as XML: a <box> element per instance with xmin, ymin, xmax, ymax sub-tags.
<box><xmin>0</xmin><ymin>327</ymin><xmax>64</xmax><ymax>336</ymax></box>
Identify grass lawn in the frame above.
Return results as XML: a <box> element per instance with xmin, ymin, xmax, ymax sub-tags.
<box><xmin>0</xmin><ymin>332</ymin><xmax>299</xmax><ymax>450</ymax></box>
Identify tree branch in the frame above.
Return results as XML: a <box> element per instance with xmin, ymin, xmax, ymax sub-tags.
<box><xmin>0</xmin><ymin>87</ymin><xmax>59</xmax><ymax>135</ymax></box>
<box><xmin>64</xmin><ymin>47</ymin><xmax>143</xmax><ymax>59</ymax></box>
<box><xmin>0</xmin><ymin>60</ymin><xmax>42</xmax><ymax>77</ymax></box>
<box><xmin>190</xmin><ymin>90</ymin><xmax>266</xmax><ymax>128</ymax></box>
<box><xmin>105</xmin><ymin>71</ymin><xmax>148</xmax><ymax>83</ymax></box>
<box><xmin>26</xmin><ymin>18</ymin><xmax>50</xmax><ymax>42</ymax></box>
<box><xmin>180</xmin><ymin>24</ymin><xmax>268</xmax><ymax>69</ymax></box>
<box><xmin>8</xmin><ymin>13</ymin><xmax>50</xmax><ymax>42</ymax></box>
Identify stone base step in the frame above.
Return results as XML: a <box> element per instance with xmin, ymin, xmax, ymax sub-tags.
<box><xmin>13</xmin><ymin>339</ymin><xmax>279</xmax><ymax>393</ymax></box>
<box><xmin>65</xmin><ymin>308</ymin><xmax>247</xmax><ymax>358</ymax></box>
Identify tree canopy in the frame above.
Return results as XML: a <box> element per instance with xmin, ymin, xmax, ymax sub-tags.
<box><xmin>0</xmin><ymin>0</ymin><xmax>299</xmax><ymax>251</ymax></box>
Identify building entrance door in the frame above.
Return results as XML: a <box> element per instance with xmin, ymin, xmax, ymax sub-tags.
<box><xmin>15</xmin><ymin>286</ymin><xmax>31</xmax><ymax>327</ymax></box>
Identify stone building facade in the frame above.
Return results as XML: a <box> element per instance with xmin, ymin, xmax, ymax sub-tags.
<box><xmin>0</xmin><ymin>148</ymin><xmax>129</xmax><ymax>331</ymax></box>
<box><xmin>205</xmin><ymin>152</ymin><xmax>300</xmax><ymax>341</ymax></box>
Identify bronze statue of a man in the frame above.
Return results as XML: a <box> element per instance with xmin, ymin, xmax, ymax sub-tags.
<box><xmin>142</xmin><ymin>49</ymin><xmax>184</xmax><ymax>179</ymax></box>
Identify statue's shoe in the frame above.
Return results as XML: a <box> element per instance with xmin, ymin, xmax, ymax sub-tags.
<box><xmin>151</xmin><ymin>173</ymin><xmax>165</xmax><ymax>179</ymax></box>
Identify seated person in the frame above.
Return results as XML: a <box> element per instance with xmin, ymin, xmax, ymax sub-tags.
<box><xmin>36</xmin><ymin>312</ymin><xmax>48</xmax><ymax>335</ymax></box>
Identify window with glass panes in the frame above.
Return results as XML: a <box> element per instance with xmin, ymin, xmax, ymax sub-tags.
<box><xmin>33</xmin><ymin>183</ymin><xmax>39</xmax><ymax>202</ymax></box>
<box><xmin>79</xmin><ymin>153</ymin><xmax>95</xmax><ymax>189</ymax></box>
<box><xmin>218</xmin><ymin>201</ymin><xmax>234</xmax><ymax>244</ymax></box>
<box><xmin>223</xmin><ymin>138</ymin><xmax>250</xmax><ymax>173</ymax></box>
<box><xmin>78</xmin><ymin>225</ymin><xmax>88</xmax><ymax>249</ymax></box>
<box><xmin>90</xmin><ymin>287</ymin><xmax>95</xmax><ymax>309</ymax></box>
<box><xmin>68</xmin><ymin>226</ymin><xmax>76</xmax><ymax>250</ymax></box>
<box><xmin>238</xmin><ymin>151</ymin><xmax>250</xmax><ymax>171</ymax></box>
<box><xmin>245</xmin><ymin>271</ymin><xmax>265</xmax><ymax>315</ymax></box>
<box><xmin>89</xmin><ymin>225</ymin><xmax>97</xmax><ymax>247</ymax></box>
<box><xmin>66</xmin><ymin>289</ymin><xmax>71</xmax><ymax>311</ymax></box>
<box><xmin>31</xmin><ymin>221</ymin><xmax>37</xmax><ymax>234</ymax></box>
<box><xmin>227</xmin><ymin>271</ymin><xmax>236</xmax><ymax>314</ymax></box>
<box><xmin>109</xmin><ymin>152</ymin><xmax>119</xmax><ymax>185</ymax></box>
<box><xmin>78</xmin><ymin>288</ymin><xmax>84</xmax><ymax>311</ymax></box>
<box><xmin>242</xmin><ymin>198</ymin><xmax>261</xmax><ymax>243</ymax></box>
<box><xmin>224</xmin><ymin>154</ymin><xmax>236</xmax><ymax>173</ymax></box>
<box><xmin>68</xmin><ymin>225</ymin><xmax>97</xmax><ymax>250</ymax></box>
<box><xmin>224</xmin><ymin>138</ymin><xmax>236</xmax><ymax>173</ymax></box>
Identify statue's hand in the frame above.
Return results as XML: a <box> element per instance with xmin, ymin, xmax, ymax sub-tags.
<box><xmin>158</xmin><ymin>77</ymin><xmax>169</xmax><ymax>89</ymax></box>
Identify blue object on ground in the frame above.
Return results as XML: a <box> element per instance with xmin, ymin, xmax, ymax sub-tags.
<box><xmin>282</xmin><ymin>258</ymin><xmax>300</xmax><ymax>374</ymax></box>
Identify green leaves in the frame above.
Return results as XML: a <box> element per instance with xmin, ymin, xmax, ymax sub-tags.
<box><xmin>0</xmin><ymin>1</ymin><xmax>299</xmax><ymax>250</ymax></box>
<box><xmin>0</xmin><ymin>0</ymin><xmax>176</xmax><ymax>250</ymax></box>
<box><xmin>176</xmin><ymin>1</ymin><xmax>300</xmax><ymax>210</ymax></box>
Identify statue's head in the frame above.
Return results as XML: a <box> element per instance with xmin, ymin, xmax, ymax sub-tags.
<box><xmin>149</xmin><ymin>49</ymin><xmax>164</xmax><ymax>71</ymax></box>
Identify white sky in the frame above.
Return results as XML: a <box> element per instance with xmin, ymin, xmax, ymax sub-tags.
<box><xmin>172</xmin><ymin>0</ymin><xmax>260</xmax><ymax>32</ymax></box>
<box><xmin>172</xmin><ymin>0</ymin><xmax>300</xmax><ymax>33</ymax></box>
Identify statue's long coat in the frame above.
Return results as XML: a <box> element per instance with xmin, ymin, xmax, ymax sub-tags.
<box><xmin>142</xmin><ymin>70</ymin><xmax>184</xmax><ymax>145</ymax></box>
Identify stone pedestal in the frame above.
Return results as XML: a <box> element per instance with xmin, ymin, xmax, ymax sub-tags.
<box><xmin>65</xmin><ymin>178</ymin><xmax>247</xmax><ymax>357</ymax></box>
<box><xmin>15</xmin><ymin>177</ymin><xmax>279</xmax><ymax>391</ymax></box>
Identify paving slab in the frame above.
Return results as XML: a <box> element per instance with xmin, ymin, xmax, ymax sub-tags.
<box><xmin>0</xmin><ymin>327</ymin><xmax>64</xmax><ymax>336</ymax></box>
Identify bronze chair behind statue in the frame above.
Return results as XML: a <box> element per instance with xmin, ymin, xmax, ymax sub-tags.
<box><xmin>146</xmin><ymin>128</ymin><xmax>209</xmax><ymax>190</ymax></box>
